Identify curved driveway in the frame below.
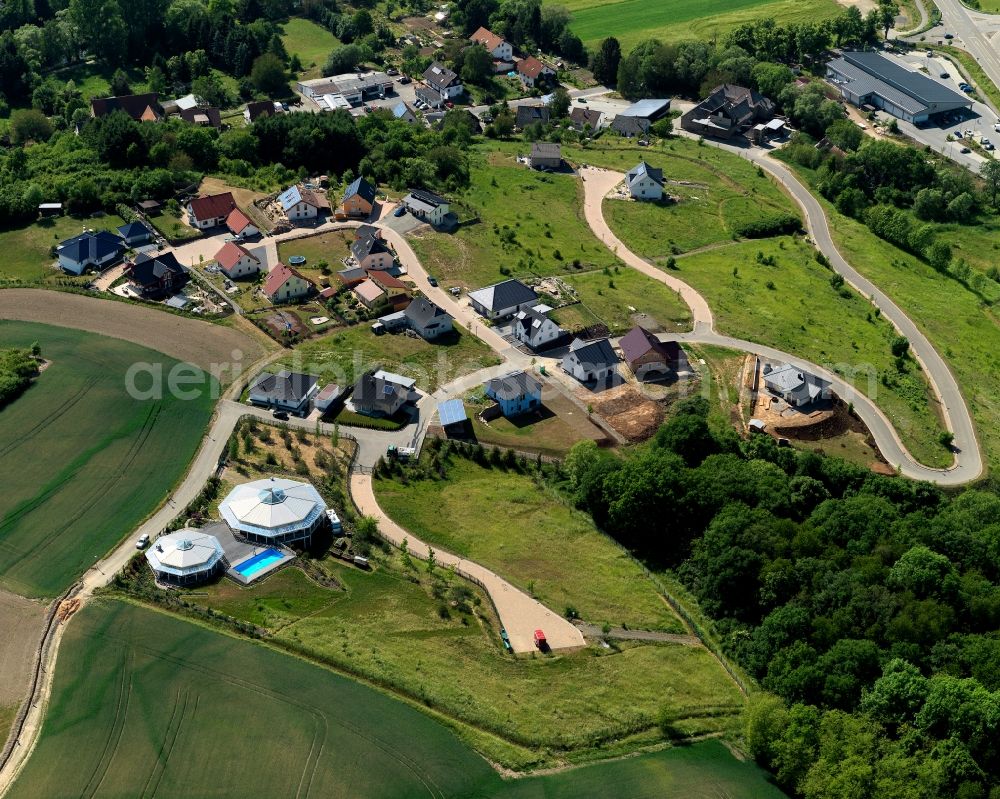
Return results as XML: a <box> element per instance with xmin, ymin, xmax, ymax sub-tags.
<box><xmin>580</xmin><ymin>162</ymin><xmax>983</xmax><ymax>485</ymax></box>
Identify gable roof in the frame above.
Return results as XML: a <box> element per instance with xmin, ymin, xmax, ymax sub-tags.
<box><xmin>515</xmin><ymin>306</ymin><xmax>555</xmax><ymax>337</ymax></box>
<box><xmin>116</xmin><ymin>221</ymin><xmax>151</xmax><ymax>240</ymax></box>
<box><xmin>530</xmin><ymin>141</ymin><xmax>561</xmax><ymax>159</ymax></box>
<box><xmin>619</xmin><ymin>326</ymin><xmax>678</xmax><ymax>364</ymax></box>
<box><xmin>264</xmin><ymin>262</ymin><xmax>311</xmax><ymax>296</ymax></box>
<box><xmin>516</xmin><ymin>104</ymin><xmax>550</xmax><ymax>127</ymax></box>
<box><xmin>611</xmin><ymin>115</ymin><xmax>649</xmax><ymax>136</ymax></box>
<box><xmin>367</xmin><ymin>270</ymin><xmax>407</xmax><ymax>290</ymax></box>
<box><xmin>467</xmin><ymin>278</ymin><xmax>537</xmax><ymax>312</ymax></box>
<box><xmin>469</xmin><ymin>26</ymin><xmax>505</xmax><ymax>52</ymax></box>
<box><xmin>405</xmin><ymin>296</ymin><xmax>451</xmax><ymax>327</ymax></box>
<box><xmin>188</xmin><ymin>192</ymin><xmax>235</xmax><ymax>221</ymax></box>
<box><xmin>128</xmin><ymin>251</ymin><xmax>187</xmax><ymax>287</ymax></box>
<box><xmin>423</xmin><ymin>62</ymin><xmax>461</xmax><ymax>91</ymax></box>
<box><xmin>245</xmin><ymin>100</ymin><xmax>275</xmax><ymax>122</ymax></box>
<box><xmin>352</xmin><ymin>228</ymin><xmax>391</xmax><ymax>261</ymax></box>
<box><xmin>342</xmin><ymin>177</ymin><xmax>376</xmax><ymax>205</ymax></box>
<box><xmin>437</xmin><ymin>398</ymin><xmax>468</xmax><ymax>426</ymax></box>
<box><xmin>353</xmin><ymin>279</ymin><xmax>385</xmax><ymax>303</ymax></box>
<box><xmin>249</xmin><ymin>370</ymin><xmax>318</xmax><ymax>404</ymax></box>
<box><xmin>485</xmin><ymin>370</ymin><xmax>542</xmax><ymax>400</ymax></box>
<box><xmin>392</xmin><ymin>101</ymin><xmax>417</xmax><ymax>120</ymax></box>
<box><xmin>91</xmin><ymin>93</ymin><xmax>162</xmax><ymax>121</ymax></box>
<box><xmin>626</xmin><ymin>161</ymin><xmax>664</xmax><ymax>189</ymax></box>
<box><xmin>226</xmin><ymin>207</ymin><xmax>254</xmax><ymax>234</ymax></box>
<box><xmin>569</xmin><ymin>106</ymin><xmax>602</xmax><ymax>130</ymax></box>
<box><xmin>179</xmin><ymin>106</ymin><xmax>221</xmax><ymax>127</ymax></box>
<box><xmin>279</xmin><ymin>185</ymin><xmax>328</xmax><ymax>212</ymax></box>
<box><xmin>568</xmin><ymin>337</ymin><xmax>619</xmax><ymax>368</ymax></box>
<box><xmin>517</xmin><ymin>56</ymin><xmax>553</xmax><ymax>80</ymax></box>
<box><xmin>214</xmin><ymin>241</ymin><xmax>259</xmax><ymax>270</ymax></box>
<box><xmin>57</xmin><ymin>230</ymin><xmax>123</xmax><ymax>263</ymax></box>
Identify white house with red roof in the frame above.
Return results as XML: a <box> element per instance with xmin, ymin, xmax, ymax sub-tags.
<box><xmin>264</xmin><ymin>263</ymin><xmax>313</xmax><ymax>303</ymax></box>
<box><xmin>214</xmin><ymin>241</ymin><xmax>261</xmax><ymax>279</ymax></box>
<box><xmin>226</xmin><ymin>206</ymin><xmax>258</xmax><ymax>237</ymax></box>
<box><xmin>517</xmin><ymin>56</ymin><xmax>556</xmax><ymax>88</ymax></box>
<box><xmin>186</xmin><ymin>192</ymin><xmax>236</xmax><ymax>229</ymax></box>
<box><xmin>469</xmin><ymin>26</ymin><xmax>512</xmax><ymax>61</ymax></box>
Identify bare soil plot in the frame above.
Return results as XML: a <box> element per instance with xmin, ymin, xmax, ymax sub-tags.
<box><xmin>592</xmin><ymin>384</ymin><xmax>665</xmax><ymax>441</ymax></box>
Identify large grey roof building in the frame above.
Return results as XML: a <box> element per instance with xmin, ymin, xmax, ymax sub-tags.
<box><xmin>827</xmin><ymin>51</ymin><xmax>971</xmax><ymax>124</ymax></box>
<box><xmin>467</xmin><ymin>279</ymin><xmax>538</xmax><ymax>319</ymax></box>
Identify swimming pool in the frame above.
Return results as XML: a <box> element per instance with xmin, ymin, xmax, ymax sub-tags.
<box><xmin>233</xmin><ymin>549</ymin><xmax>285</xmax><ymax>578</ymax></box>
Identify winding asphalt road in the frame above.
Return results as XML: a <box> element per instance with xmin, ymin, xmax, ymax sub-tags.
<box><xmin>581</xmin><ymin>161</ymin><xmax>982</xmax><ymax>485</ymax></box>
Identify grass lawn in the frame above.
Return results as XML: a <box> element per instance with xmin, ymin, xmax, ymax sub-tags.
<box><xmin>565</xmin><ymin>267</ymin><xmax>692</xmax><ymax>334</ymax></box>
<box><xmin>275</xmin><ymin>323</ymin><xmax>502</xmax><ymax>392</ymax></box>
<box><xmin>0</xmin><ymin>213</ymin><xmax>127</xmax><ymax>284</ymax></box>
<box><xmin>409</xmin><ymin>143</ymin><xmax>621</xmax><ymax>290</ymax></box>
<box><xmin>776</xmin><ymin>156</ymin><xmax>1000</xmax><ymax>473</ymax></box>
<box><xmin>375</xmin><ymin>453</ymin><xmax>684</xmax><ymax>632</ymax></box>
<box><xmin>277</xmin><ymin>228</ymin><xmax>355</xmax><ymax>285</ymax></box>
<box><xmin>43</xmin><ymin>62</ymin><xmax>149</xmax><ymax>101</ymax></box>
<box><xmin>566</xmin><ymin>138</ymin><xmax>799</xmax><ymax>259</ymax></box>
<box><xmin>552</xmin><ymin>0</ymin><xmax>841</xmax><ymax>50</ymax></box>
<box><xmin>281</xmin><ymin>17</ymin><xmax>341</xmax><ymax>80</ymax></box>
<box><xmin>0</xmin><ymin>322</ymin><xmax>215</xmax><ymax>598</ymax></box>
<box><xmin>147</xmin><ymin>210</ymin><xmax>201</xmax><ymax>242</ymax></box>
<box><xmin>11</xmin><ymin>600</ymin><xmax>784</xmax><ymax>796</ymax></box>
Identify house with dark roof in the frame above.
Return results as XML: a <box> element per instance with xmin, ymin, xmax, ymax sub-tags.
<box><xmin>569</xmin><ymin>106</ymin><xmax>602</xmax><ymax>132</ymax></box>
<box><xmin>403</xmin><ymin>296</ymin><xmax>453</xmax><ymax>339</ymax></box>
<box><xmin>186</xmin><ymin>192</ymin><xmax>236</xmax><ymax>229</ymax></box>
<box><xmin>422</xmin><ymin>62</ymin><xmax>464</xmax><ymax>101</ymax></box>
<box><xmin>90</xmin><ymin>93</ymin><xmax>163</xmax><ymax>121</ymax></box>
<box><xmin>512</xmin><ymin>307</ymin><xmax>562</xmax><ymax>350</ymax></box>
<box><xmin>562</xmin><ymin>338</ymin><xmax>620</xmax><ymax>383</ymax></box>
<box><xmin>467</xmin><ymin>278</ymin><xmax>538</xmax><ymax>319</ymax></box>
<box><xmin>56</xmin><ymin>230</ymin><xmax>123</xmax><ymax>275</ymax></box>
<box><xmin>248</xmin><ymin>369</ymin><xmax>319</xmax><ymax>416</ymax></box>
<box><xmin>402</xmin><ymin>189</ymin><xmax>450</xmax><ymax>227</ymax></box>
<box><xmin>619</xmin><ymin>326</ymin><xmax>679</xmax><ymax>379</ymax></box>
<box><xmin>126</xmin><ymin>251</ymin><xmax>189</xmax><ymax>299</ymax></box>
<box><xmin>352</xmin><ymin>227</ymin><xmax>393</xmax><ymax>270</ymax></box>
<box><xmin>214</xmin><ymin>241</ymin><xmax>261</xmax><ymax>279</ymax></box>
<box><xmin>762</xmin><ymin>362</ymin><xmax>831</xmax><ymax>407</ymax></box>
<box><xmin>244</xmin><ymin>100</ymin><xmax>275</xmax><ymax>123</ymax></box>
<box><xmin>179</xmin><ymin>106</ymin><xmax>222</xmax><ymax>128</ymax></box>
<box><xmin>352</xmin><ymin>369</ymin><xmax>419</xmax><ymax>417</ymax></box>
<box><xmin>827</xmin><ymin>50</ymin><xmax>972</xmax><ymax>123</ymax></box>
<box><xmin>681</xmin><ymin>84</ymin><xmax>776</xmax><ymax>140</ymax></box>
<box><xmin>517</xmin><ymin>56</ymin><xmax>556</xmax><ymax>88</ymax></box>
<box><xmin>116</xmin><ymin>221</ymin><xmax>152</xmax><ymax>247</ymax></box>
<box><xmin>279</xmin><ymin>185</ymin><xmax>328</xmax><ymax>222</ymax></box>
<box><xmin>264</xmin><ymin>263</ymin><xmax>313</xmax><ymax>303</ymax></box>
<box><xmin>340</xmin><ymin>177</ymin><xmax>377</xmax><ymax>218</ymax></box>
<box><xmin>469</xmin><ymin>26</ymin><xmax>512</xmax><ymax>61</ymax></box>
<box><xmin>625</xmin><ymin>162</ymin><xmax>665</xmax><ymax>201</ymax></box>
<box><xmin>516</xmin><ymin>104</ymin><xmax>550</xmax><ymax>129</ymax></box>
<box><xmin>484</xmin><ymin>370</ymin><xmax>543</xmax><ymax>418</ymax></box>
<box><xmin>529</xmin><ymin>142</ymin><xmax>561</xmax><ymax>170</ymax></box>
<box><xmin>610</xmin><ymin>115</ymin><xmax>650</xmax><ymax>139</ymax></box>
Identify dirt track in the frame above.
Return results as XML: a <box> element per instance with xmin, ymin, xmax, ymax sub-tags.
<box><xmin>0</xmin><ymin>289</ymin><xmax>270</xmax><ymax>375</ymax></box>
<box><xmin>0</xmin><ymin>591</ymin><xmax>46</xmax><ymax>707</ymax></box>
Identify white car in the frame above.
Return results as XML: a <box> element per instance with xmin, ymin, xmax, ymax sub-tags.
<box><xmin>136</xmin><ymin>533</ymin><xmax>150</xmax><ymax>550</ymax></box>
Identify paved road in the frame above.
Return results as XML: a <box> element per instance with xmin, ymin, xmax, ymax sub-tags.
<box><xmin>580</xmin><ymin>159</ymin><xmax>983</xmax><ymax>485</ymax></box>
<box><xmin>925</xmin><ymin>0</ymin><xmax>1000</xmax><ymax>96</ymax></box>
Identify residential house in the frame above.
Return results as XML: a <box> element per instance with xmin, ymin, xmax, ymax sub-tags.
<box><xmin>680</xmin><ymin>84</ymin><xmax>776</xmax><ymax>140</ymax></box>
<box><xmin>91</xmin><ymin>93</ymin><xmax>163</xmax><ymax>121</ymax></box>
<box><xmin>762</xmin><ymin>362</ymin><xmax>831</xmax><ymax>408</ymax></box>
<box><xmin>214</xmin><ymin>241</ymin><xmax>261</xmax><ymax>279</ymax></box>
<box><xmin>625</xmin><ymin>161</ymin><xmax>665</xmax><ymax>201</ymax></box>
<box><xmin>610</xmin><ymin>115</ymin><xmax>649</xmax><ymax>138</ymax></box>
<box><xmin>186</xmin><ymin>192</ymin><xmax>237</xmax><ymax>229</ymax></box>
<box><xmin>422</xmin><ymin>62</ymin><xmax>464</xmax><ymax>101</ymax></box>
<box><xmin>403</xmin><ymin>296</ymin><xmax>453</xmax><ymax>339</ymax></box>
<box><xmin>314</xmin><ymin>383</ymin><xmax>343</xmax><ymax>414</ymax></box>
<box><xmin>126</xmin><ymin>251</ymin><xmax>189</xmax><ymax>299</ymax></box>
<box><xmin>248</xmin><ymin>370</ymin><xmax>319</xmax><ymax>416</ymax></box>
<box><xmin>562</xmin><ymin>337</ymin><xmax>620</xmax><ymax>383</ymax></box>
<box><xmin>467</xmin><ymin>278</ymin><xmax>538</xmax><ymax>319</ymax></box>
<box><xmin>367</xmin><ymin>271</ymin><xmax>410</xmax><ymax>312</ymax></box>
<box><xmin>353</xmin><ymin>278</ymin><xmax>387</xmax><ymax>309</ymax></box>
<box><xmin>484</xmin><ymin>370</ymin><xmax>543</xmax><ymax>418</ymax></box>
<box><xmin>469</xmin><ymin>26</ymin><xmax>512</xmax><ymax>61</ymax></box>
<box><xmin>179</xmin><ymin>107</ymin><xmax>222</xmax><ymax>128</ymax></box>
<box><xmin>517</xmin><ymin>56</ymin><xmax>556</xmax><ymax>88</ymax></box>
<box><xmin>340</xmin><ymin>177</ymin><xmax>377</xmax><ymax>218</ymax></box>
<box><xmin>56</xmin><ymin>230</ymin><xmax>123</xmax><ymax>275</ymax></box>
<box><xmin>244</xmin><ymin>100</ymin><xmax>275</xmax><ymax>123</ymax></box>
<box><xmin>401</xmin><ymin>189</ymin><xmax>450</xmax><ymax>227</ymax></box>
<box><xmin>619</xmin><ymin>325</ymin><xmax>679</xmax><ymax>379</ymax></box>
<box><xmin>264</xmin><ymin>262</ymin><xmax>313</xmax><ymax>303</ymax></box>
<box><xmin>279</xmin><ymin>185</ymin><xmax>328</xmax><ymax>222</ymax></box>
<box><xmin>352</xmin><ymin>369</ymin><xmax>419</xmax><ymax>417</ymax></box>
<box><xmin>336</xmin><ymin>266</ymin><xmax>368</xmax><ymax>288</ymax></box>
<box><xmin>352</xmin><ymin>227</ymin><xmax>393</xmax><ymax>270</ymax></box>
<box><xmin>116</xmin><ymin>221</ymin><xmax>152</xmax><ymax>247</ymax></box>
<box><xmin>569</xmin><ymin>106</ymin><xmax>602</xmax><ymax>132</ymax></box>
<box><xmin>391</xmin><ymin>101</ymin><xmax>418</xmax><ymax>124</ymax></box>
<box><xmin>226</xmin><ymin>207</ymin><xmax>258</xmax><ymax>238</ymax></box>
<box><xmin>529</xmin><ymin>142</ymin><xmax>561</xmax><ymax>170</ymax></box>
<box><xmin>619</xmin><ymin>98</ymin><xmax>671</xmax><ymax>122</ymax></box>
<box><xmin>515</xmin><ymin>104</ymin><xmax>550</xmax><ymax>129</ymax></box>
<box><xmin>512</xmin><ymin>307</ymin><xmax>562</xmax><ymax>350</ymax></box>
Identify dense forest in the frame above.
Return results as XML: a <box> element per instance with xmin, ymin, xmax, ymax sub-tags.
<box><xmin>563</xmin><ymin>398</ymin><xmax>1000</xmax><ymax>799</ymax></box>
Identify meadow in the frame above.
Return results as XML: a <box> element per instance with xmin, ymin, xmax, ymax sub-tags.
<box><xmin>10</xmin><ymin>600</ymin><xmax>787</xmax><ymax>798</ymax></box>
<box><xmin>552</xmin><ymin>0</ymin><xmax>842</xmax><ymax>50</ymax></box>
<box><xmin>0</xmin><ymin>323</ymin><xmax>215</xmax><ymax>598</ymax></box>
<box><xmin>281</xmin><ymin>17</ymin><xmax>341</xmax><ymax>80</ymax></box>
<box><xmin>0</xmin><ymin>213</ymin><xmax>127</xmax><ymax>284</ymax></box>
<box><xmin>565</xmin><ymin>266</ymin><xmax>691</xmax><ymax>334</ymax></box>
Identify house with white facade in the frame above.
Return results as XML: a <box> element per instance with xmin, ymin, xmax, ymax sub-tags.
<box><xmin>512</xmin><ymin>307</ymin><xmax>562</xmax><ymax>350</ymax></box>
<box><xmin>214</xmin><ymin>241</ymin><xmax>261</xmax><ymax>279</ymax></box>
<box><xmin>625</xmin><ymin>162</ymin><xmax>665</xmax><ymax>201</ymax></box>
<box><xmin>562</xmin><ymin>338</ymin><xmax>620</xmax><ymax>383</ymax></box>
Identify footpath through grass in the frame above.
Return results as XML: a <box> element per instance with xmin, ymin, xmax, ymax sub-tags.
<box><xmin>0</xmin><ymin>322</ymin><xmax>215</xmax><ymax>597</ymax></box>
<box><xmin>12</xmin><ymin>600</ymin><xmax>786</xmax><ymax>798</ymax></box>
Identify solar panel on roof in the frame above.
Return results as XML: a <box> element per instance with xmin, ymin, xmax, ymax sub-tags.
<box><xmin>438</xmin><ymin>399</ymin><xmax>468</xmax><ymax>426</ymax></box>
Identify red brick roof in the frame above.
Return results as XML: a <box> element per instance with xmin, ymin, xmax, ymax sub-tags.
<box><xmin>226</xmin><ymin>207</ymin><xmax>254</xmax><ymax>234</ymax></box>
<box><xmin>517</xmin><ymin>56</ymin><xmax>553</xmax><ymax>80</ymax></box>
<box><xmin>367</xmin><ymin>271</ymin><xmax>407</xmax><ymax>290</ymax></box>
<box><xmin>264</xmin><ymin>263</ymin><xmax>310</xmax><ymax>297</ymax></box>
<box><xmin>214</xmin><ymin>241</ymin><xmax>257</xmax><ymax>270</ymax></box>
<box><xmin>187</xmin><ymin>192</ymin><xmax>235</xmax><ymax>222</ymax></box>
<box><xmin>470</xmin><ymin>26</ymin><xmax>504</xmax><ymax>52</ymax></box>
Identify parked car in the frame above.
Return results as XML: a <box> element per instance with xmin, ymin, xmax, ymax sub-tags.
<box><xmin>944</xmin><ymin>32</ymin><xmax>954</xmax><ymax>38</ymax></box>
<box><xmin>534</xmin><ymin>629</ymin><xmax>547</xmax><ymax>650</ymax></box>
<box><xmin>394</xmin><ymin>205</ymin><xmax>407</xmax><ymax>217</ymax></box>
<box><xmin>427</xmin><ymin>275</ymin><xmax>438</xmax><ymax>287</ymax></box>
<box><xmin>273</xmin><ymin>410</ymin><xmax>289</xmax><ymax>420</ymax></box>
<box><xmin>940</xmin><ymin>71</ymin><xmax>951</xmax><ymax>79</ymax></box>
<box><xmin>577</xmin><ymin>97</ymin><xmax>588</xmax><ymax>103</ymax></box>
<box><xmin>386</xmin><ymin>67</ymin><xmax>399</xmax><ymax>76</ymax></box>
<box><xmin>399</xmin><ymin>75</ymin><xmax>411</xmax><ymax>84</ymax></box>
<box><xmin>960</xmin><ymin>146</ymin><xmax>971</xmax><ymax>153</ymax></box>
<box><xmin>445</xmin><ymin>101</ymin><xmax>454</xmax><ymax>109</ymax></box>
<box><xmin>136</xmin><ymin>533</ymin><xmax>150</xmax><ymax>550</ymax></box>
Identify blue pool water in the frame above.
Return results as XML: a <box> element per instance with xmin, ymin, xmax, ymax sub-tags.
<box><xmin>233</xmin><ymin>549</ymin><xmax>284</xmax><ymax>578</ymax></box>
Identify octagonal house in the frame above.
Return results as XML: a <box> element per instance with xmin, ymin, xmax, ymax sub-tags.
<box><xmin>145</xmin><ymin>530</ymin><xmax>225</xmax><ymax>585</ymax></box>
<box><xmin>219</xmin><ymin>477</ymin><xmax>327</xmax><ymax>546</ymax></box>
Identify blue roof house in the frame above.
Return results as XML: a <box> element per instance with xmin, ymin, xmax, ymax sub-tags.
<box><xmin>56</xmin><ymin>230</ymin><xmax>123</xmax><ymax>275</ymax></box>
<box><xmin>117</xmin><ymin>220</ymin><xmax>153</xmax><ymax>246</ymax></box>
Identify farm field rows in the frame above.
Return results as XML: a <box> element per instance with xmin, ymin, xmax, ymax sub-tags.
<box><xmin>0</xmin><ymin>322</ymin><xmax>215</xmax><ymax>598</ymax></box>
<box><xmin>10</xmin><ymin>600</ymin><xmax>787</xmax><ymax>798</ymax></box>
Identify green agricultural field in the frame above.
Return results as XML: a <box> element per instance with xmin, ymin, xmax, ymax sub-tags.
<box><xmin>375</xmin><ymin>453</ymin><xmax>684</xmax><ymax>631</ymax></box>
<box><xmin>0</xmin><ymin>214</ymin><xmax>127</xmax><ymax>284</ymax></box>
<box><xmin>11</xmin><ymin>600</ymin><xmax>786</xmax><ymax>798</ymax></box>
<box><xmin>274</xmin><ymin>322</ymin><xmax>502</xmax><ymax>392</ymax></box>
<box><xmin>622</xmin><ymin>235</ymin><xmax>949</xmax><ymax>468</ymax></box>
<box><xmin>0</xmin><ymin>323</ymin><xmax>215</xmax><ymax>598</ymax></box>
<box><xmin>409</xmin><ymin>144</ymin><xmax>621</xmax><ymax>290</ymax></box>
<box><xmin>553</xmin><ymin>0</ymin><xmax>841</xmax><ymax>50</ymax></box>
<box><xmin>565</xmin><ymin>267</ymin><xmax>692</xmax><ymax>334</ymax></box>
<box><xmin>281</xmin><ymin>17</ymin><xmax>341</xmax><ymax>79</ymax></box>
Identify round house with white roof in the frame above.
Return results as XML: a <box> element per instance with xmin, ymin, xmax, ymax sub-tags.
<box><xmin>145</xmin><ymin>530</ymin><xmax>225</xmax><ymax>585</ymax></box>
<box><xmin>219</xmin><ymin>477</ymin><xmax>327</xmax><ymax>545</ymax></box>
